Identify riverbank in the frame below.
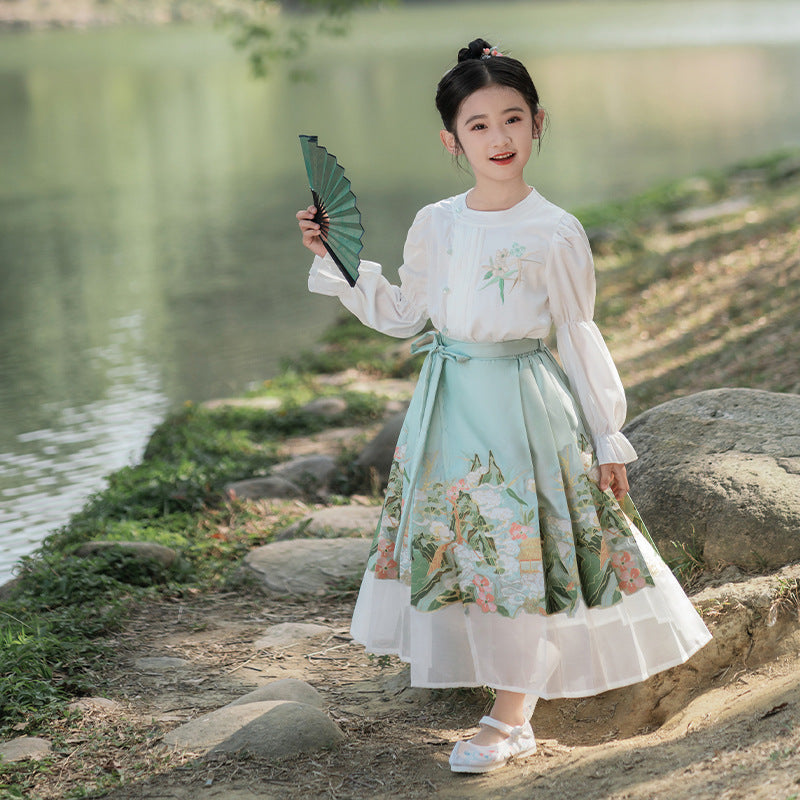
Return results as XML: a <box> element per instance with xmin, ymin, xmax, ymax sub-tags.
<box><xmin>0</xmin><ymin>0</ymin><xmax>217</xmax><ymax>29</ymax></box>
<box><xmin>1</xmin><ymin>150</ymin><xmax>799</xmax><ymax>798</ymax></box>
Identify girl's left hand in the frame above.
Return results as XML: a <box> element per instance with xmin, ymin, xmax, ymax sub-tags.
<box><xmin>599</xmin><ymin>463</ymin><xmax>629</xmax><ymax>500</ymax></box>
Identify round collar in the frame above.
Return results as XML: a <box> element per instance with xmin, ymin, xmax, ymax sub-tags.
<box><xmin>455</xmin><ymin>187</ymin><xmax>542</xmax><ymax>226</ymax></box>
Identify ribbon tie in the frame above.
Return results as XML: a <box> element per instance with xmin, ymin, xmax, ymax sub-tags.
<box><xmin>409</xmin><ymin>330</ymin><xmax>469</xmax><ymax>362</ymax></box>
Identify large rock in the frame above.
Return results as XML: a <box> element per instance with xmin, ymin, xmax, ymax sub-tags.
<box><xmin>354</xmin><ymin>408</ymin><xmax>408</xmax><ymax>486</ymax></box>
<box><xmin>224</xmin><ymin>679</ymin><xmax>325</xmax><ymax>709</ymax></box>
<box><xmin>164</xmin><ymin>701</ymin><xmax>282</xmax><ymax>752</ymax></box>
<box><xmin>75</xmin><ymin>540</ymin><xmax>178</xmax><ymax>568</ymax></box>
<box><xmin>208</xmin><ymin>701</ymin><xmax>344</xmax><ymax>761</ymax></box>
<box><xmin>244</xmin><ymin>538</ymin><xmax>370</xmax><ymax>596</ymax></box>
<box><xmin>624</xmin><ymin>388</ymin><xmax>800</xmax><ymax>570</ymax></box>
<box><xmin>225</xmin><ymin>476</ymin><xmax>303</xmax><ymax>501</ymax></box>
<box><xmin>280</xmin><ymin>425</ymin><xmax>377</xmax><ymax>459</ymax></box>
<box><xmin>276</xmin><ymin>504</ymin><xmax>382</xmax><ymax>541</ymax></box>
<box><xmin>67</xmin><ymin>697</ymin><xmax>122</xmax><ymax>713</ymax></box>
<box><xmin>300</xmin><ymin>396</ymin><xmax>348</xmax><ymax>418</ymax></box>
<box><xmin>0</xmin><ymin>736</ymin><xmax>52</xmax><ymax>762</ymax></box>
<box><xmin>164</xmin><ymin>700</ymin><xmax>343</xmax><ymax>762</ymax></box>
<box><xmin>0</xmin><ymin>577</ymin><xmax>20</xmax><ymax>601</ymax></box>
<box><xmin>202</xmin><ymin>396</ymin><xmax>282</xmax><ymax>412</ymax></box>
<box><xmin>272</xmin><ymin>454</ymin><xmax>338</xmax><ymax>493</ymax></box>
<box><xmin>253</xmin><ymin>623</ymin><xmax>332</xmax><ymax>650</ymax></box>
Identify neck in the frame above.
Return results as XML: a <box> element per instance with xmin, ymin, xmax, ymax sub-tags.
<box><xmin>466</xmin><ymin>180</ymin><xmax>532</xmax><ymax>212</ymax></box>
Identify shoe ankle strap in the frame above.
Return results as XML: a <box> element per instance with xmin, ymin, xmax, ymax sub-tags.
<box><xmin>479</xmin><ymin>715</ymin><xmax>519</xmax><ymax>736</ymax></box>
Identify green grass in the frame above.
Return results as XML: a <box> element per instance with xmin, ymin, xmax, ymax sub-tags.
<box><xmin>0</xmin><ymin>550</ymin><xmax>156</xmax><ymax>732</ymax></box>
<box><xmin>0</xmin><ymin>382</ymin><xmax>387</xmax><ymax>744</ymax></box>
<box><xmin>286</xmin><ymin>313</ymin><xmax>428</xmax><ymax>377</ymax></box>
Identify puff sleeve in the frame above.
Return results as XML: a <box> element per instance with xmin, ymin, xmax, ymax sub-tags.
<box><xmin>546</xmin><ymin>214</ymin><xmax>637</xmax><ymax>464</ymax></box>
<box><xmin>307</xmin><ymin>206</ymin><xmax>430</xmax><ymax>338</ymax></box>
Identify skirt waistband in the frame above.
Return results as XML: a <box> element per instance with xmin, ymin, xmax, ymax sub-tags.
<box><xmin>410</xmin><ymin>331</ymin><xmax>544</xmax><ymax>361</ymax></box>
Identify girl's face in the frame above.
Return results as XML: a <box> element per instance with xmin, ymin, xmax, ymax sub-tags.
<box><xmin>440</xmin><ymin>84</ymin><xmax>543</xmax><ymax>189</ymax></box>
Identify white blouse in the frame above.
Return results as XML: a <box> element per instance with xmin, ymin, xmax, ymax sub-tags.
<box><xmin>307</xmin><ymin>188</ymin><xmax>637</xmax><ymax>465</ymax></box>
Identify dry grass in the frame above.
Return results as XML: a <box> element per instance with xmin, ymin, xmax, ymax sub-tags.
<box><xmin>592</xmin><ymin>174</ymin><xmax>800</xmax><ymax>418</ymax></box>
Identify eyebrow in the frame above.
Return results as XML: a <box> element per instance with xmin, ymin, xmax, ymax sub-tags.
<box><xmin>463</xmin><ymin>106</ymin><xmax>526</xmax><ymax>126</ymax></box>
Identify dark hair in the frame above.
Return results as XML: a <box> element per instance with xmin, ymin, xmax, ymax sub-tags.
<box><xmin>435</xmin><ymin>38</ymin><xmax>542</xmax><ymax>143</ymax></box>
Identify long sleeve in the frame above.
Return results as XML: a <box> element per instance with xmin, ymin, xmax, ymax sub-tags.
<box><xmin>307</xmin><ymin>206</ymin><xmax>430</xmax><ymax>338</ymax></box>
<box><xmin>546</xmin><ymin>214</ymin><xmax>637</xmax><ymax>464</ymax></box>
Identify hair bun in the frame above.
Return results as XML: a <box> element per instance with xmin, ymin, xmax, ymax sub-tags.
<box><xmin>457</xmin><ymin>38</ymin><xmax>493</xmax><ymax>63</ymax></box>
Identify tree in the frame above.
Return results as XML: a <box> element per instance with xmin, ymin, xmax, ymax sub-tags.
<box><xmin>224</xmin><ymin>0</ymin><xmax>387</xmax><ymax>77</ymax></box>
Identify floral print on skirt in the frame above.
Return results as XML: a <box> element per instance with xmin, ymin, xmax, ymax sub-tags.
<box><xmin>364</xmin><ymin>332</ymin><xmax>657</xmax><ymax>621</ymax></box>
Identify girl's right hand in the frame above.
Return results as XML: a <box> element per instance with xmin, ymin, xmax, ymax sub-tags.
<box><xmin>296</xmin><ymin>206</ymin><xmax>327</xmax><ymax>259</ymax></box>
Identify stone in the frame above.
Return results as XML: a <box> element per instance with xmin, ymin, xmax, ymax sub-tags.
<box><xmin>624</xmin><ymin>388</ymin><xmax>800</xmax><ymax>571</ymax></box>
<box><xmin>225</xmin><ymin>476</ymin><xmax>302</xmax><ymax>501</ymax></box>
<box><xmin>224</xmin><ymin>679</ymin><xmax>325</xmax><ymax>709</ymax></box>
<box><xmin>164</xmin><ymin>701</ymin><xmax>282</xmax><ymax>752</ymax></box>
<box><xmin>0</xmin><ymin>736</ymin><xmax>52</xmax><ymax>762</ymax></box>
<box><xmin>280</xmin><ymin>426</ymin><xmax>375</xmax><ymax>458</ymax></box>
<box><xmin>315</xmin><ymin>368</ymin><xmax>416</xmax><ymax>401</ymax></box>
<box><xmin>202</xmin><ymin>396</ymin><xmax>282</xmax><ymax>412</ymax></box>
<box><xmin>135</xmin><ymin>656</ymin><xmax>190</xmax><ymax>671</ymax></box>
<box><xmin>253</xmin><ymin>623</ymin><xmax>332</xmax><ymax>651</ymax></box>
<box><xmin>67</xmin><ymin>697</ymin><xmax>122</xmax><ymax>713</ymax></box>
<box><xmin>670</xmin><ymin>196</ymin><xmax>752</xmax><ymax>227</ymax></box>
<box><xmin>354</xmin><ymin>409</ymin><xmax>408</xmax><ymax>486</ymax></box>
<box><xmin>300</xmin><ymin>396</ymin><xmax>347</xmax><ymax>417</ymax></box>
<box><xmin>0</xmin><ymin>576</ymin><xmax>20</xmax><ymax>601</ymax></box>
<box><xmin>272</xmin><ymin>454</ymin><xmax>338</xmax><ymax>493</ymax></box>
<box><xmin>276</xmin><ymin>504</ymin><xmax>382</xmax><ymax>541</ymax></box>
<box><xmin>244</xmin><ymin>538</ymin><xmax>371</xmax><ymax>597</ymax></box>
<box><xmin>380</xmin><ymin>666</ymin><xmax>434</xmax><ymax>705</ymax></box>
<box><xmin>75</xmin><ymin>540</ymin><xmax>178</xmax><ymax>569</ymax></box>
<box><xmin>208</xmin><ymin>701</ymin><xmax>344</xmax><ymax>761</ymax></box>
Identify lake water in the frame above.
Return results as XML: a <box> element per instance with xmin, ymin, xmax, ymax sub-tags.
<box><xmin>1</xmin><ymin>0</ymin><xmax>800</xmax><ymax>582</ymax></box>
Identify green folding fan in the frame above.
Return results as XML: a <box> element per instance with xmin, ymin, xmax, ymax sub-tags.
<box><xmin>299</xmin><ymin>134</ymin><xmax>364</xmax><ymax>287</ymax></box>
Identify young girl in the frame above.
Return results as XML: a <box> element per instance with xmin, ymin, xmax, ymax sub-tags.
<box><xmin>296</xmin><ymin>38</ymin><xmax>711</xmax><ymax>774</ymax></box>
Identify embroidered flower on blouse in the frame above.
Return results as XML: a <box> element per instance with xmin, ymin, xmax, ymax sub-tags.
<box><xmin>478</xmin><ymin>243</ymin><xmax>533</xmax><ymax>303</ymax></box>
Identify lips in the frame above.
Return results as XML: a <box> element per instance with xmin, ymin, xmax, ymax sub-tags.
<box><xmin>490</xmin><ymin>152</ymin><xmax>516</xmax><ymax>164</ymax></box>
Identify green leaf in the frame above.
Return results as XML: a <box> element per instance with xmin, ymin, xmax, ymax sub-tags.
<box><xmin>506</xmin><ymin>487</ymin><xmax>528</xmax><ymax>506</ymax></box>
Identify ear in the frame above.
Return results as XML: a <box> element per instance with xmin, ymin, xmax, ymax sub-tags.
<box><xmin>532</xmin><ymin>108</ymin><xmax>545</xmax><ymax>139</ymax></box>
<box><xmin>440</xmin><ymin>129</ymin><xmax>460</xmax><ymax>155</ymax></box>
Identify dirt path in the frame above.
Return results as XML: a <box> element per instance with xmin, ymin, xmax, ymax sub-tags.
<box><xmin>76</xmin><ymin>581</ymin><xmax>800</xmax><ymax>800</ymax></box>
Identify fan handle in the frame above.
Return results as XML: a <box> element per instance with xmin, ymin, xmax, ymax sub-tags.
<box><xmin>311</xmin><ymin>189</ymin><xmax>357</xmax><ymax>288</ymax></box>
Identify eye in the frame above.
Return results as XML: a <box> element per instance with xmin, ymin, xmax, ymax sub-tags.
<box><xmin>471</xmin><ymin>122</ymin><xmax>487</xmax><ymax>131</ymax></box>
<box><xmin>506</xmin><ymin>115</ymin><xmax>522</xmax><ymax>124</ymax></box>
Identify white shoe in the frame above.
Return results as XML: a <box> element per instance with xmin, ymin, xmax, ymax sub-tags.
<box><xmin>449</xmin><ymin>715</ymin><xmax>537</xmax><ymax>774</ymax></box>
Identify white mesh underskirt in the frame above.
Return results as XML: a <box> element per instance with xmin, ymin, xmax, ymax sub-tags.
<box><xmin>350</xmin><ymin>530</ymin><xmax>712</xmax><ymax>698</ymax></box>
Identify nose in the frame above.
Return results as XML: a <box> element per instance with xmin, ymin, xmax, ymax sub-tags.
<box><xmin>491</xmin><ymin>124</ymin><xmax>511</xmax><ymax>146</ymax></box>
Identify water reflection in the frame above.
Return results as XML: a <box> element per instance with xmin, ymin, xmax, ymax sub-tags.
<box><xmin>1</xmin><ymin>4</ymin><xmax>799</xmax><ymax>581</ymax></box>
<box><xmin>0</xmin><ymin>313</ymin><xmax>168</xmax><ymax>580</ymax></box>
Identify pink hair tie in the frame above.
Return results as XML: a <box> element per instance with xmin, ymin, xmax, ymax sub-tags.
<box><xmin>481</xmin><ymin>47</ymin><xmax>503</xmax><ymax>59</ymax></box>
